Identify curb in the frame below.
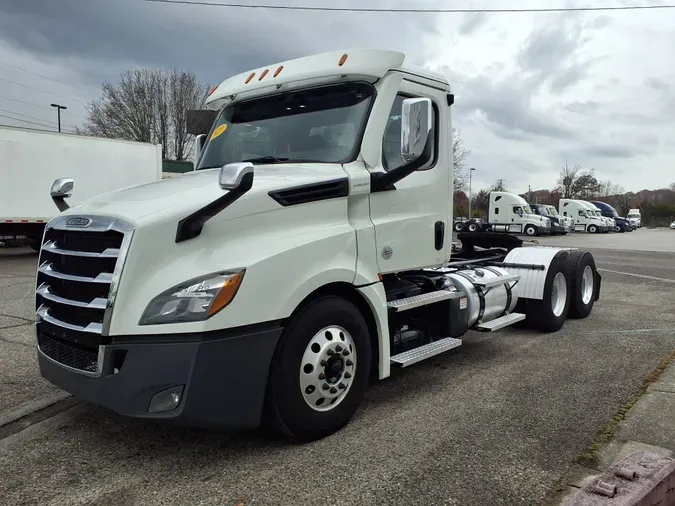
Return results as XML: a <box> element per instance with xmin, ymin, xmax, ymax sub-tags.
<box><xmin>0</xmin><ymin>390</ymin><xmax>72</xmax><ymax>429</ymax></box>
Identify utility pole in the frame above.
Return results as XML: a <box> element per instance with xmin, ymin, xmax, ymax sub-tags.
<box><xmin>50</xmin><ymin>103</ymin><xmax>67</xmax><ymax>132</ymax></box>
<box><xmin>469</xmin><ymin>167</ymin><xmax>476</xmax><ymax>217</ymax></box>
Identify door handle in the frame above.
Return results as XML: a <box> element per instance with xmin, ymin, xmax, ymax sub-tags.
<box><xmin>434</xmin><ymin>221</ymin><xmax>444</xmax><ymax>250</ymax></box>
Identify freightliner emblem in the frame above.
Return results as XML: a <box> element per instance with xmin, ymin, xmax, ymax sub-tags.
<box><xmin>65</xmin><ymin>217</ymin><xmax>92</xmax><ymax>228</ymax></box>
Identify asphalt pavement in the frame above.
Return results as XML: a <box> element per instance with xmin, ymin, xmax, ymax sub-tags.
<box><xmin>1</xmin><ymin>229</ymin><xmax>675</xmax><ymax>506</ymax></box>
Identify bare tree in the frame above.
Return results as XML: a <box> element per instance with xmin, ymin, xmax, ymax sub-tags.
<box><xmin>597</xmin><ymin>180</ymin><xmax>625</xmax><ymax>197</ymax></box>
<box><xmin>453</xmin><ymin>129</ymin><xmax>471</xmax><ymax>193</ymax></box>
<box><xmin>79</xmin><ymin>69</ymin><xmax>210</xmax><ymax>160</ymax></box>
<box><xmin>491</xmin><ymin>179</ymin><xmax>507</xmax><ymax>192</ymax></box>
<box><xmin>555</xmin><ymin>162</ymin><xmax>583</xmax><ymax>198</ymax></box>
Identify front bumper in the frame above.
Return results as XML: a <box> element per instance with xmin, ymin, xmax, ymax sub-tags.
<box><xmin>37</xmin><ymin>323</ymin><xmax>283</xmax><ymax>429</ymax></box>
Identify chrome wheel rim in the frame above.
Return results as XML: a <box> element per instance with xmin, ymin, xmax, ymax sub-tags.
<box><xmin>299</xmin><ymin>326</ymin><xmax>356</xmax><ymax>412</ymax></box>
<box><xmin>526</xmin><ymin>226</ymin><xmax>535</xmax><ymax>236</ymax></box>
<box><xmin>581</xmin><ymin>265</ymin><xmax>594</xmax><ymax>305</ymax></box>
<box><xmin>551</xmin><ymin>272</ymin><xmax>567</xmax><ymax>317</ymax></box>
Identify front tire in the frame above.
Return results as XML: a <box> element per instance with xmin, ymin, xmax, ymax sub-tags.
<box><xmin>524</xmin><ymin>252</ymin><xmax>571</xmax><ymax>332</ymax></box>
<box><xmin>524</xmin><ymin>224</ymin><xmax>537</xmax><ymax>236</ymax></box>
<box><xmin>587</xmin><ymin>224</ymin><xmax>598</xmax><ymax>234</ymax></box>
<box><xmin>265</xmin><ymin>295</ymin><xmax>371</xmax><ymax>442</ymax></box>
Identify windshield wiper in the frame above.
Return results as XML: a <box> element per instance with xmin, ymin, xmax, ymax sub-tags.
<box><xmin>242</xmin><ymin>155</ymin><xmax>290</xmax><ymax>164</ymax></box>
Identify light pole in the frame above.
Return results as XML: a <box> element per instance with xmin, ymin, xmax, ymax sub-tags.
<box><xmin>468</xmin><ymin>167</ymin><xmax>476</xmax><ymax>217</ymax></box>
<box><xmin>50</xmin><ymin>103</ymin><xmax>67</xmax><ymax>132</ymax></box>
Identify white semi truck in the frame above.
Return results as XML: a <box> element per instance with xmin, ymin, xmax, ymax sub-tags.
<box><xmin>559</xmin><ymin>199</ymin><xmax>608</xmax><ymax>233</ymax></box>
<box><xmin>582</xmin><ymin>201</ymin><xmax>613</xmax><ymax>233</ymax></box>
<box><xmin>544</xmin><ymin>205</ymin><xmax>574</xmax><ymax>232</ymax></box>
<box><xmin>627</xmin><ymin>209</ymin><xmax>641</xmax><ymax>228</ymax></box>
<box><xmin>487</xmin><ymin>191</ymin><xmax>551</xmax><ymax>236</ymax></box>
<box><xmin>33</xmin><ymin>50</ymin><xmax>602</xmax><ymax>442</ymax></box>
<box><xmin>0</xmin><ymin>126</ymin><xmax>162</xmax><ymax>250</ymax></box>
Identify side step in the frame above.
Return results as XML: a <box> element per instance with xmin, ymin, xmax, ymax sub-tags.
<box><xmin>475</xmin><ymin>312</ymin><xmax>526</xmax><ymax>332</ymax></box>
<box><xmin>390</xmin><ymin>337</ymin><xmax>463</xmax><ymax>367</ymax></box>
<box><xmin>387</xmin><ymin>290</ymin><xmax>455</xmax><ymax>312</ymax></box>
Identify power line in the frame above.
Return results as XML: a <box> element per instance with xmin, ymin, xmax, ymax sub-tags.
<box><xmin>0</xmin><ymin>107</ymin><xmax>76</xmax><ymax>130</ymax></box>
<box><xmin>0</xmin><ymin>113</ymin><xmax>75</xmax><ymax>132</ymax></box>
<box><xmin>144</xmin><ymin>0</ymin><xmax>675</xmax><ymax>13</ymax></box>
<box><xmin>0</xmin><ymin>94</ymin><xmax>85</xmax><ymax>119</ymax></box>
<box><xmin>0</xmin><ymin>77</ymin><xmax>87</xmax><ymax>103</ymax></box>
<box><xmin>0</xmin><ymin>61</ymin><xmax>99</xmax><ymax>95</ymax></box>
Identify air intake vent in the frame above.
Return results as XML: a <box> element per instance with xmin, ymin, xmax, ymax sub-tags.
<box><xmin>268</xmin><ymin>178</ymin><xmax>349</xmax><ymax>207</ymax></box>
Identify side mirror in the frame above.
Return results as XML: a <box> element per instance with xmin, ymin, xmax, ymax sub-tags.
<box><xmin>50</xmin><ymin>178</ymin><xmax>74</xmax><ymax>212</ymax></box>
<box><xmin>219</xmin><ymin>162</ymin><xmax>254</xmax><ymax>190</ymax></box>
<box><xmin>194</xmin><ymin>134</ymin><xmax>207</xmax><ymax>165</ymax></box>
<box><xmin>370</xmin><ymin>97</ymin><xmax>434</xmax><ymax>193</ymax></box>
<box><xmin>401</xmin><ymin>97</ymin><xmax>433</xmax><ymax>163</ymax></box>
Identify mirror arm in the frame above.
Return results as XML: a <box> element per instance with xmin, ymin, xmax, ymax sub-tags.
<box><xmin>52</xmin><ymin>197</ymin><xmax>70</xmax><ymax>213</ymax></box>
<box><xmin>370</xmin><ymin>135</ymin><xmax>433</xmax><ymax>193</ymax></box>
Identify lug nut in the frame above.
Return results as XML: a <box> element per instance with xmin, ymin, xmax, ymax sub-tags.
<box><xmin>330</xmin><ymin>387</ymin><xmax>337</xmax><ymax>394</ymax></box>
<box><xmin>342</xmin><ymin>350</ymin><xmax>349</xmax><ymax>356</ymax></box>
<box><xmin>327</xmin><ymin>349</ymin><xmax>334</xmax><ymax>356</ymax></box>
<box><xmin>338</xmin><ymin>383</ymin><xmax>346</xmax><ymax>390</ymax></box>
<box><xmin>322</xmin><ymin>384</ymin><xmax>329</xmax><ymax>391</ymax></box>
<box><xmin>320</xmin><ymin>360</ymin><xmax>327</xmax><ymax>366</ymax></box>
<box><xmin>344</xmin><ymin>372</ymin><xmax>352</xmax><ymax>379</ymax></box>
<box><xmin>319</xmin><ymin>373</ymin><xmax>326</xmax><ymax>380</ymax></box>
<box><xmin>346</xmin><ymin>360</ymin><xmax>353</xmax><ymax>366</ymax></box>
<box><xmin>335</xmin><ymin>345</ymin><xmax>343</xmax><ymax>352</ymax></box>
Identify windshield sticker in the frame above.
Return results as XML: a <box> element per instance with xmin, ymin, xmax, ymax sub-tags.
<box><xmin>210</xmin><ymin>124</ymin><xmax>228</xmax><ymax>140</ymax></box>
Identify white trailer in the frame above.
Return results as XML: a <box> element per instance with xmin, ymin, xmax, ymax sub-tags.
<box><xmin>0</xmin><ymin>126</ymin><xmax>162</xmax><ymax>249</ymax></box>
<box><xmin>488</xmin><ymin>191</ymin><xmax>551</xmax><ymax>236</ymax></box>
<box><xmin>559</xmin><ymin>199</ymin><xmax>608</xmax><ymax>233</ymax></box>
<box><xmin>33</xmin><ymin>50</ymin><xmax>602</xmax><ymax>442</ymax></box>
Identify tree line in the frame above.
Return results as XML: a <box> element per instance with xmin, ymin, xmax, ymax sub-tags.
<box><xmin>460</xmin><ymin>164</ymin><xmax>675</xmax><ymax>227</ymax></box>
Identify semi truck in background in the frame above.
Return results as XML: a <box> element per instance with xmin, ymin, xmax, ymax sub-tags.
<box><xmin>529</xmin><ymin>203</ymin><xmax>568</xmax><ymax>235</ymax></box>
<box><xmin>582</xmin><ymin>201</ymin><xmax>613</xmax><ymax>233</ymax></box>
<box><xmin>559</xmin><ymin>199</ymin><xmax>608</xmax><ymax>233</ymax></box>
<box><xmin>32</xmin><ymin>49</ymin><xmax>602</xmax><ymax>442</ymax></box>
<box><xmin>544</xmin><ymin>204</ymin><xmax>574</xmax><ymax>232</ymax></box>
<box><xmin>0</xmin><ymin>126</ymin><xmax>162</xmax><ymax>250</ymax></box>
<box><xmin>627</xmin><ymin>208</ymin><xmax>642</xmax><ymax>229</ymax></box>
<box><xmin>487</xmin><ymin>191</ymin><xmax>551</xmax><ymax>236</ymax></box>
<box><xmin>590</xmin><ymin>201</ymin><xmax>633</xmax><ymax>233</ymax></box>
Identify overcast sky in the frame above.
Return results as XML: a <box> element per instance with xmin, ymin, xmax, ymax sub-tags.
<box><xmin>1</xmin><ymin>0</ymin><xmax>674</xmax><ymax>194</ymax></box>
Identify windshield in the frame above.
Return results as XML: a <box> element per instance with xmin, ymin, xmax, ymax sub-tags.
<box><xmin>523</xmin><ymin>205</ymin><xmax>533</xmax><ymax>214</ymax></box>
<box><xmin>628</xmin><ymin>213</ymin><xmax>639</xmax><ymax>218</ymax></box>
<box><xmin>538</xmin><ymin>206</ymin><xmax>552</xmax><ymax>216</ymax></box>
<box><xmin>197</xmin><ymin>82</ymin><xmax>373</xmax><ymax>169</ymax></box>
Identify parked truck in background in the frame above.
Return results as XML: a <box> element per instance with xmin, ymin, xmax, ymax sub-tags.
<box><xmin>545</xmin><ymin>204</ymin><xmax>574</xmax><ymax>232</ymax></box>
<box><xmin>487</xmin><ymin>191</ymin><xmax>551</xmax><ymax>236</ymax></box>
<box><xmin>627</xmin><ymin>208</ymin><xmax>641</xmax><ymax>229</ymax></box>
<box><xmin>590</xmin><ymin>201</ymin><xmax>633</xmax><ymax>233</ymax></box>
<box><xmin>0</xmin><ymin>126</ymin><xmax>162</xmax><ymax>250</ymax></box>
<box><xmin>559</xmin><ymin>199</ymin><xmax>608</xmax><ymax>233</ymax></box>
<box><xmin>33</xmin><ymin>49</ymin><xmax>602</xmax><ymax>442</ymax></box>
<box><xmin>582</xmin><ymin>201</ymin><xmax>613</xmax><ymax>233</ymax></box>
<box><xmin>529</xmin><ymin>203</ymin><xmax>568</xmax><ymax>235</ymax></box>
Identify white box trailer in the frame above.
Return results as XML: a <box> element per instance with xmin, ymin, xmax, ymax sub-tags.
<box><xmin>0</xmin><ymin>126</ymin><xmax>163</xmax><ymax>249</ymax></box>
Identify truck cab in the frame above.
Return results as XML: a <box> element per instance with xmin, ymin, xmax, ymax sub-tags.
<box><xmin>590</xmin><ymin>201</ymin><xmax>632</xmax><ymax>232</ymax></box>
<box><xmin>544</xmin><ymin>204</ymin><xmax>573</xmax><ymax>232</ymax></box>
<box><xmin>529</xmin><ymin>204</ymin><xmax>567</xmax><ymax>235</ymax></box>
<box><xmin>627</xmin><ymin>209</ymin><xmax>641</xmax><ymax>229</ymax></box>
<box><xmin>33</xmin><ymin>49</ymin><xmax>602</xmax><ymax>442</ymax></box>
<box><xmin>581</xmin><ymin>201</ymin><xmax>613</xmax><ymax>233</ymax></box>
<box><xmin>488</xmin><ymin>192</ymin><xmax>551</xmax><ymax>236</ymax></box>
<box><xmin>559</xmin><ymin>199</ymin><xmax>608</xmax><ymax>233</ymax></box>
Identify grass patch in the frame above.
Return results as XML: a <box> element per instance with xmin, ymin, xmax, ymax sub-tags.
<box><xmin>577</xmin><ymin>349</ymin><xmax>675</xmax><ymax>467</ymax></box>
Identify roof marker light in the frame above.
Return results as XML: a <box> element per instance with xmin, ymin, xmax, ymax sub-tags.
<box><xmin>273</xmin><ymin>66</ymin><xmax>283</xmax><ymax>77</ymax></box>
<box><xmin>208</xmin><ymin>85</ymin><xmax>219</xmax><ymax>96</ymax></box>
<box><xmin>338</xmin><ymin>53</ymin><xmax>348</xmax><ymax>66</ymax></box>
<box><xmin>258</xmin><ymin>69</ymin><xmax>269</xmax><ymax>81</ymax></box>
<box><xmin>245</xmin><ymin>72</ymin><xmax>256</xmax><ymax>84</ymax></box>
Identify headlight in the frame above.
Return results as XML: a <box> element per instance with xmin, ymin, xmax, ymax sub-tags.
<box><xmin>139</xmin><ymin>270</ymin><xmax>245</xmax><ymax>325</ymax></box>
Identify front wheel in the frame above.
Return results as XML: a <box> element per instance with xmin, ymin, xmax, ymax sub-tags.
<box><xmin>587</xmin><ymin>224</ymin><xmax>598</xmax><ymax>234</ymax></box>
<box><xmin>615</xmin><ymin>225</ymin><xmax>622</xmax><ymax>233</ymax></box>
<box><xmin>265</xmin><ymin>295</ymin><xmax>371</xmax><ymax>442</ymax></box>
<box><xmin>524</xmin><ymin>224</ymin><xmax>537</xmax><ymax>236</ymax></box>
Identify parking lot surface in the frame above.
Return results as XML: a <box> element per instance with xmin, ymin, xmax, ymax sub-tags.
<box><xmin>1</xmin><ymin>230</ymin><xmax>675</xmax><ymax>506</ymax></box>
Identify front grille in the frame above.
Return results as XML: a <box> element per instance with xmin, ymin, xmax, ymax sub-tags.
<box><xmin>35</xmin><ymin>216</ymin><xmax>133</xmax><ymax>374</ymax></box>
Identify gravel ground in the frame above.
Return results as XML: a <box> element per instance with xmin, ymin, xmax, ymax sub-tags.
<box><xmin>1</xmin><ymin>231</ymin><xmax>675</xmax><ymax>506</ymax></box>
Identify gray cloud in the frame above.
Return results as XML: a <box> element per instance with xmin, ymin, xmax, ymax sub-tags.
<box><xmin>583</xmin><ymin>144</ymin><xmax>639</xmax><ymax>159</ymax></box>
<box><xmin>565</xmin><ymin>101</ymin><xmax>600</xmax><ymax>114</ymax></box>
<box><xmin>645</xmin><ymin>77</ymin><xmax>669</xmax><ymax>92</ymax></box>
<box><xmin>458</xmin><ymin>13</ymin><xmax>489</xmax><ymax>36</ymax></box>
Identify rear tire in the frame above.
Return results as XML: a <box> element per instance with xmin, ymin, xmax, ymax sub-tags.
<box><xmin>565</xmin><ymin>250</ymin><xmax>597</xmax><ymax>319</ymax></box>
<box><xmin>454</xmin><ymin>222</ymin><xmax>464</xmax><ymax>232</ymax></box>
<box><xmin>265</xmin><ymin>295</ymin><xmax>371</xmax><ymax>442</ymax></box>
<box><xmin>524</xmin><ymin>252</ymin><xmax>570</xmax><ymax>332</ymax></box>
<box><xmin>468</xmin><ymin>223</ymin><xmax>478</xmax><ymax>232</ymax></box>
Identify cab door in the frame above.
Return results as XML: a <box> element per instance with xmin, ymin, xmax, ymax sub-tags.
<box><xmin>368</xmin><ymin>79</ymin><xmax>451</xmax><ymax>273</ymax></box>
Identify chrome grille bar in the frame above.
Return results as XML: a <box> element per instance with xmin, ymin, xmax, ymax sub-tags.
<box><xmin>43</xmin><ymin>240</ymin><xmax>120</xmax><ymax>258</ymax></box>
<box><xmin>36</xmin><ymin>284</ymin><xmax>108</xmax><ymax>310</ymax></box>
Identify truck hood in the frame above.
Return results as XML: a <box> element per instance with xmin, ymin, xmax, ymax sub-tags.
<box><xmin>61</xmin><ymin>164</ymin><xmax>347</xmax><ymax>224</ymax></box>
